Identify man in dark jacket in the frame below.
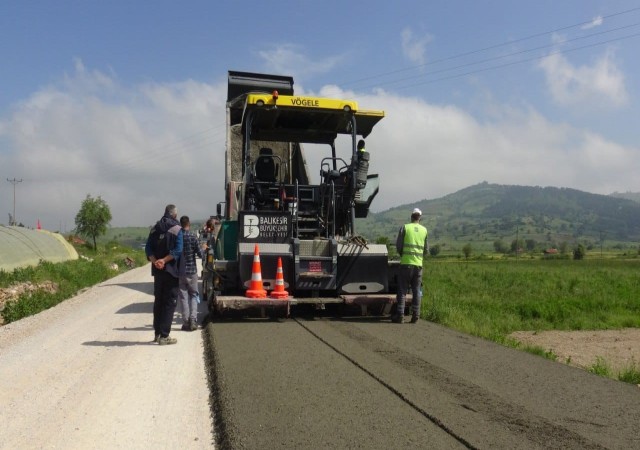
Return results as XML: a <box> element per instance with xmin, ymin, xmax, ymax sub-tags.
<box><xmin>145</xmin><ymin>204</ymin><xmax>183</xmax><ymax>345</ymax></box>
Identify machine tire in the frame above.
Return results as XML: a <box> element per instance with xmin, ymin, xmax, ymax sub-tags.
<box><xmin>201</xmin><ymin>277</ymin><xmax>219</xmax><ymax>318</ymax></box>
<box><xmin>208</xmin><ymin>290</ymin><xmax>220</xmax><ymax>318</ymax></box>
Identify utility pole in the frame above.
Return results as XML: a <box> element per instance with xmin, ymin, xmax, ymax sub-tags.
<box><xmin>516</xmin><ymin>225</ymin><xmax>519</xmax><ymax>263</ymax></box>
<box><xmin>7</xmin><ymin>178</ymin><xmax>22</xmax><ymax>226</ymax></box>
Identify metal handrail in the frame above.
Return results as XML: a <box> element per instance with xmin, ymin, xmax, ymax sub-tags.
<box><xmin>294</xmin><ymin>179</ymin><xmax>299</xmax><ymax>238</ymax></box>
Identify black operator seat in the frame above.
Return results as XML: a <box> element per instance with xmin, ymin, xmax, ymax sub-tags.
<box><xmin>255</xmin><ymin>147</ymin><xmax>278</xmax><ymax>182</ymax></box>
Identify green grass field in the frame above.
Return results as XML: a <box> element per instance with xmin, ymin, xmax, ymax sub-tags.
<box><xmin>423</xmin><ymin>258</ymin><xmax>640</xmax><ymax>342</ymax></box>
<box><xmin>421</xmin><ymin>258</ymin><xmax>640</xmax><ymax>383</ymax></box>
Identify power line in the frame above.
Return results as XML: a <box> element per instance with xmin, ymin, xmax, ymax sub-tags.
<box><xmin>355</xmin><ymin>22</ymin><xmax>640</xmax><ymax>92</ymax></box>
<box><xmin>8</xmin><ymin>8</ymin><xmax>640</xmax><ymax>194</ymax></box>
<box><xmin>87</xmin><ymin>11</ymin><xmax>637</xmax><ymax>178</ymax></box>
<box><xmin>96</xmin><ymin>126</ymin><xmax>224</xmax><ymax>176</ymax></box>
<box><xmin>342</xmin><ymin>6</ymin><xmax>640</xmax><ymax>88</ymax></box>
<box><xmin>82</xmin><ymin>123</ymin><xmax>225</xmax><ymax>177</ymax></box>
<box><xmin>21</xmin><ymin>122</ymin><xmax>226</xmax><ymax>184</ymax></box>
<box><xmin>392</xmin><ymin>30</ymin><xmax>640</xmax><ymax>91</ymax></box>
<box><xmin>91</xmin><ymin>6</ymin><xmax>639</xmax><ymax>172</ymax></box>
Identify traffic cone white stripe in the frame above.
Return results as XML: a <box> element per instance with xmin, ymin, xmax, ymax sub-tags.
<box><xmin>270</xmin><ymin>257</ymin><xmax>289</xmax><ymax>299</ymax></box>
<box><xmin>246</xmin><ymin>244</ymin><xmax>267</xmax><ymax>298</ymax></box>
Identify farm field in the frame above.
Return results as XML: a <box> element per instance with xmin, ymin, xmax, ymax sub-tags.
<box><xmin>423</xmin><ymin>258</ymin><xmax>640</xmax><ymax>380</ymax></box>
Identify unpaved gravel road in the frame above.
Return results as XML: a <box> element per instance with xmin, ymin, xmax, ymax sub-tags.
<box><xmin>0</xmin><ymin>265</ymin><xmax>214</xmax><ymax>449</ymax></box>
<box><xmin>206</xmin><ymin>317</ymin><xmax>640</xmax><ymax>449</ymax></box>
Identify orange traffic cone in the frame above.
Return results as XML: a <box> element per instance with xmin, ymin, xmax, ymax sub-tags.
<box><xmin>270</xmin><ymin>257</ymin><xmax>289</xmax><ymax>299</ymax></box>
<box><xmin>245</xmin><ymin>244</ymin><xmax>267</xmax><ymax>298</ymax></box>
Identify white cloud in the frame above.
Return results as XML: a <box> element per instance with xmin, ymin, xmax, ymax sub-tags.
<box><xmin>66</xmin><ymin>57</ymin><xmax>117</xmax><ymax>93</ymax></box>
<box><xmin>401</xmin><ymin>27</ymin><xmax>432</xmax><ymax>66</ymax></box>
<box><xmin>314</xmin><ymin>87</ymin><xmax>639</xmax><ymax>212</ymax></box>
<box><xmin>581</xmin><ymin>15</ymin><xmax>603</xmax><ymax>30</ymax></box>
<box><xmin>0</xmin><ymin>61</ymin><xmax>227</xmax><ymax>228</ymax></box>
<box><xmin>538</xmin><ymin>48</ymin><xmax>628</xmax><ymax>109</ymax></box>
<box><xmin>257</xmin><ymin>44</ymin><xmax>344</xmax><ymax>81</ymax></box>
<box><xmin>1</xmin><ymin>62</ymin><xmax>639</xmax><ymax>229</ymax></box>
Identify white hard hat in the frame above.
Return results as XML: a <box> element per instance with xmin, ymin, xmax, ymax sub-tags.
<box><xmin>412</xmin><ymin>208</ymin><xmax>422</xmax><ymax>215</ymax></box>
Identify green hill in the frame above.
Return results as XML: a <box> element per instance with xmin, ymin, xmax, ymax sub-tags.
<box><xmin>610</xmin><ymin>191</ymin><xmax>640</xmax><ymax>203</ymax></box>
<box><xmin>100</xmin><ymin>220</ymin><xmax>207</xmax><ymax>249</ymax></box>
<box><xmin>357</xmin><ymin>182</ymin><xmax>640</xmax><ymax>252</ymax></box>
<box><xmin>103</xmin><ymin>185</ymin><xmax>640</xmax><ymax>254</ymax></box>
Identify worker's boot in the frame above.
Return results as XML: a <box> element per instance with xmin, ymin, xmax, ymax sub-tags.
<box><xmin>410</xmin><ymin>314</ymin><xmax>419</xmax><ymax>324</ymax></box>
<box><xmin>158</xmin><ymin>336</ymin><xmax>177</xmax><ymax>345</ymax></box>
<box><xmin>391</xmin><ymin>314</ymin><xmax>404</xmax><ymax>324</ymax></box>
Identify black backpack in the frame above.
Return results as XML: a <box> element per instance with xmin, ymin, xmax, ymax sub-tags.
<box><xmin>148</xmin><ymin>224</ymin><xmax>171</xmax><ymax>260</ymax></box>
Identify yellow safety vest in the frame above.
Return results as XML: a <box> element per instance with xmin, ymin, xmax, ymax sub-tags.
<box><xmin>400</xmin><ymin>223</ymin><xmax>428</xmax><ymax>266</ymax></box>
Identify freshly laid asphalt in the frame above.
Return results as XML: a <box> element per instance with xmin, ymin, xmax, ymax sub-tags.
<box><xmin>205</xmin><ymin>316</ymin><xmax>640</xmax><ymax>449</ymax></box>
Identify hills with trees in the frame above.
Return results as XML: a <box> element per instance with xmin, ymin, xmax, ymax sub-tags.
<box><xmin>610</xmin><ymin>191</ymin><xmax>640</xmax><ymax>203</ymax></box>
<box><xmin>357</xmin><ymin>182</ymin><xmax>640</xmax><ymax>254</ymax></box>
<box><xmin>93</xmin><ymin>183</ymin><xmax>640</xmax><ymax>257</ymax></box>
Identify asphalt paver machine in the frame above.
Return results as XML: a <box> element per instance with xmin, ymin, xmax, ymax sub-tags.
<box><xmin>203</xmin><ymin>71</ymin><xmax>398</xmax><ymax>317</ymax></box>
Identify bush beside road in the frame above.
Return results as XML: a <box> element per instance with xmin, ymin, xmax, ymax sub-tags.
<box><xmin>0</xmin><ymin>242</ymin><xmax>147</xmax><ymax>324</ymax></box>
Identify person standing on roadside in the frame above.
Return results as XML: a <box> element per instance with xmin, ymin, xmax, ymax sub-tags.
<box><xmin>392</xmin><ymin>207</ymin><xmax>429</xmax><ymax>324</ymax></box>
<box><xmin>145</xmin><ymin>204</ymin><xmax>183</xmax><ymax>345</ymax></box>
<box><xmin>178</xmin><ymin>215</ymin><xmax>203</xmax><ymax>331</ymax></box>
<box><xmin>201</xmin><ymin>217</ymin><xmax>216</xmax><ymax>252</ymax></box>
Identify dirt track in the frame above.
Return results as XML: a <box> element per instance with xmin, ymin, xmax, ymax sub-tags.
<box><xmin>205</xmin><ymin>317</ymin><xmax>640</xmax><ymax>449</ymax></box>
<box><xmin>510</xmin><ymin>329</ymin><xmax>640</xmax><ymax>373</ymax></box>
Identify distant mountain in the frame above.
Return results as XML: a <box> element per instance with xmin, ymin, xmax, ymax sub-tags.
<box><xmin>357</xmin><ymin>182</ymin><xmax>640</xmax><ymax>246</ymax></box>
<box><xmin>610</xmin><ymin>191</ymin><xmax>640</xmax><ymax>203</ymax></box>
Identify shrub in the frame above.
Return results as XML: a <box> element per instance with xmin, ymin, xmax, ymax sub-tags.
<box><xmin>618</xmin><ymin>360</ymin><xmax>640</xmax><ymax>384</ymax></box>
<box><xmin>573</xmin><ymin>244</ymin><xmax>586</xmax><ymax>260</ymax></box>
<box><xmin>588</xmin><ymin>357</ymin><xmax>611</xmax><ymax>377</ymax></box>
<box><xmin>1</xmin><ymin>244</ymin><xmax>146</xmax><ymax>324</ymax></box>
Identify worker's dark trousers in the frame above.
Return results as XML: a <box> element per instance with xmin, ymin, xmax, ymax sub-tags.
<box><xmin>153</xmin><ymin>270</ymin><xmax>179</xmax><ymax>337</ymax></box>
<box><xmin>396</xmin><ymin>264</ymin><xmax>423</xmax><ymax>316</ymax></box>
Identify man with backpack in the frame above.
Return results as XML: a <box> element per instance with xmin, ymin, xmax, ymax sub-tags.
<box><xmin>145</xmin><ymin>204</ymin><xmax>183</xmax><ymax>345</ymax></box>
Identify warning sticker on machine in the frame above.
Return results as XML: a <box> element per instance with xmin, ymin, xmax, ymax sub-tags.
<box><xmin>241</xmin><ymin>212</ymin><xmax>292</xmax><ymax>243</ymax></box>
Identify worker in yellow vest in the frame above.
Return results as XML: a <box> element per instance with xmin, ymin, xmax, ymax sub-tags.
<box><xmin>392</xmin><ymin>208</ymin><xmax>429</xmax><ymax>324</ymax></box>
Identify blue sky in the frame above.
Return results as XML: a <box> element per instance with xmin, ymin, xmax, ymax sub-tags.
<box><xmin>1</xmin><ymin>1</ymin><xmax>639</xmax><ymax>227</ymax></box>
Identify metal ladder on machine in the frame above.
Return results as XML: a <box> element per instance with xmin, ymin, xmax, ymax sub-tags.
<box><xmin>292</xmin><ymin>181</ymin><xmax>338</xmax><ymax>303</ymax></box>
<box><xmin>293</xmin><ymin>182</ymin><xmax>324</xmax><ymax>239</ymax></box>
